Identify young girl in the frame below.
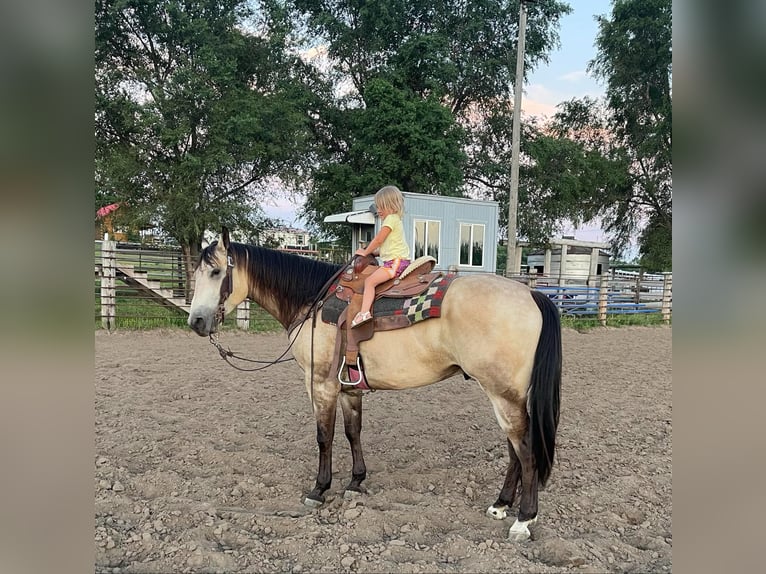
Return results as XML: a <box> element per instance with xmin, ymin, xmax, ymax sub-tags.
<box><xmin>350</xmin><ymin>185</ymin><xmax>411</xmax><ymax>328</ymax></box>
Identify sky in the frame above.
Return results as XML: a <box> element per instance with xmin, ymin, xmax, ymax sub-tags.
<box><xmin>263</xmin><ymin>0</ymin><xmax>617</xmax><ymax>246</ymax></box>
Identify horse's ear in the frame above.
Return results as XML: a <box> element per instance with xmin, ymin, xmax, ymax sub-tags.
<box><xmin>220</xmin><ymin>227</ymin><xmax>230</xmax><ymax>251</ymax></box>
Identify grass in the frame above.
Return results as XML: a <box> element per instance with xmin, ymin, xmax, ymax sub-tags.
<box><xmin>560</xmin><ymin>312</ymin><xmax>670</xmax><ymax>330</ymax></box>
<box><xmin>95</xmin><ymin>283</ymin><xmax>283</xmax><ymax>332</ymax></box>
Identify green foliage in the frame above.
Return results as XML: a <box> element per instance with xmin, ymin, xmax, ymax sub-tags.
<box><xmin>95</xmin><ymin>0</ymin><xmax>325</xmax><ymax>253</ymax></box>
<box><xmin>496</xmin><ymin>246</ymin><xmax>506</xmax><ymax>274</ymax></box>
<box><xmin>638</xmin><ymin>214</ymin><xmax>672</xmax><ymax>272</ymax></box>
<box><xmin>512</xmin><ymin>0</ymin><xmax>672</xmax><ymax>266</ymax></box>
<box><xmin>588</xmin><ymin>0</ymin><xmax>672</xmax><ymax>264</ymax></box>
<box><xmin>288</xmin><ymin>0</ymin><xmax>572</xmax><ymax>241</ymax></box>
<box><xmin>560</xmin><ymin>313</ymin><xmax>668</xmax><ymax>330</ymax></box>
<box><xmin>305</xmin><ymin>78</ymin><xmax>468</xmax><ymax>240</ymax></box>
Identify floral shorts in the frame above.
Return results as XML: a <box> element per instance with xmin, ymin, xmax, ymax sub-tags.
<box><xmin>382</xmin><ymin>258</ymin><xmax>411</xmax><ymax>278</ymax></box>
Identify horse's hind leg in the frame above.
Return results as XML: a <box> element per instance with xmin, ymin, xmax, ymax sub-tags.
<box><xmin>486</xmin><ymin>439</ymin><xmax>521</xmax><ymax>520</ymax></box>
<box><xmin>339</xmin><ymin>389</ymin><xmax>367</xmax><ymax>493</ymax></box>
<box><xmin>507</xmin><ymin>431</ymin><xmax>539</xmax><ymax>542</ymax></box>
<box><xmin>486</xmin><ymin>393</ymin><xmax>539</xmax><ymax>541</ymax></box>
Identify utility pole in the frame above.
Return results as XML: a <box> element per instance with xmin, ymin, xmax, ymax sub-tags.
<box><xmin>506</xmin><ymin>0</ymin><xmax>530</xmax><ymax>278</ymax></box>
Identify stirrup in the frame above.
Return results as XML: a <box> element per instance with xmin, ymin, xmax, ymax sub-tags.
<box><xmin>338</xmin><ymin>356</ymin><xmax>365</xmax><ymax>386</ymax></box>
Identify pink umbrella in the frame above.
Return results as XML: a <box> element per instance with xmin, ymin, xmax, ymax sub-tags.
<box><xmin>96</xmin><ymin>203</ymin><xmax>120</xmax><ymax>218</ymax></box>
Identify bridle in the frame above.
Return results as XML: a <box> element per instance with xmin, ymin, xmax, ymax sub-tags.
<box><xmin>214</xmin><ymin>253</ymin><xmax>235</xmax><ymax>327</ymax></box>
<box><xmin>205</xmin><ymin>249</ymin><xmax>362</xmax><ymax>413</ymax></box>
<box><xmin>207</xmin><ymin>250</ymin><xmax>350</xmax><ymax>374</ymax></box>
<box><xmin>208</xmin><ymin>251</ymin><xmax>296</xmax><ymax>371</ymax></box>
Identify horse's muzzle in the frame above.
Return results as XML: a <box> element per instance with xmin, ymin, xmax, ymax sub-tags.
<box><xmin>189</xmin><ymin>314</ymin><xmax>213</xmax><ymax>336</ymax></box>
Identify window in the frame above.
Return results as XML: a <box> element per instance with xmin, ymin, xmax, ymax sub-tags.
<box><xmin>459</xmin><ymin>223</ymin><xmax>484</xmax><ymax>267</ymax></box>
<box><xmin>413</xmin><ymin>220</ymin><xmax>440</xmax><ymax>262</ymax></box>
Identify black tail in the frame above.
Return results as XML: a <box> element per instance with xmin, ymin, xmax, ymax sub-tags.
<box><xmin>529</xmin><ymin>290</ymin><xmax>562</xmax><ymax>487</ymax></box>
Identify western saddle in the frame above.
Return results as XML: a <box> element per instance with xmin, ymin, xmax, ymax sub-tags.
<box><xmin>327</xmin><ymin>255</ymin><xmax>442</xmax><ymax>388</ymax></box>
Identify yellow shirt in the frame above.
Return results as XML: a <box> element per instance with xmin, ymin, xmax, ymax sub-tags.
<box><xmin>379</xmin><ymin>213</ymin><xmax>410</xmax><ymax>260</ymax></box>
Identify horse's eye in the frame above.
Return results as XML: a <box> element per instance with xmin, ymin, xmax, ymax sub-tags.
<box><xmin>211</xmin><ymin>268</ymin><xmax>221</xmax><ymax>277</ymax></box>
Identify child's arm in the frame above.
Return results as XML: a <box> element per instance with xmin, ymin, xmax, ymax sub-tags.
<box><xmin>354</xmin><ymin>226</ymin><xmax>391</xmax><ymax>257</ymax></box>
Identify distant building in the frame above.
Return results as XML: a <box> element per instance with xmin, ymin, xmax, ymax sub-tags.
<box><xmin>524</xmin><ymin>237</ymin><xmax>611</xmax><ymax>285</ymax></box>
<box><xmin>261</xmin><ymin>227</ymin><xmax>312</xmax><ymax>250</ymax></box>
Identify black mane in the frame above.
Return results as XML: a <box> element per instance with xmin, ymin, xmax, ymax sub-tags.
<box><xmin>200</xmin><ymin>241</ymin><xmax>343</xmax><ymax>328</ymax></box>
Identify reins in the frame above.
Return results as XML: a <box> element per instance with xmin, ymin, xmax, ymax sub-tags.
<box><xmin>207</xmin><ymin>254</ymin><xmax>352</xmax><ymax>374</ymax></box>
<box><xmin>208</xmin><ymin>331</ymin><xmax>297</xmax><ymax>372</ymax></box>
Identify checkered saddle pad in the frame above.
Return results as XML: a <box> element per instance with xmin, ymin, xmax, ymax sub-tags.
<box><xmin>321</xmin><ymin>273</ymin><xmax>459</xmax><ymax>329</ymax></box>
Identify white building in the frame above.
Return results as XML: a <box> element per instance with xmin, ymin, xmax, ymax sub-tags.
<box><xmin>262</xmin><ymin>227</ymin><xmax>312</xmax><ymax>250</ymax></box>
<box><xmin>523</xmin><ymin>238</ymin><xmax>611</xmax><ymax>285</ymax></box>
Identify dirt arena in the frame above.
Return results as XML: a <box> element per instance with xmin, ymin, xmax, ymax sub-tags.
<box><xmin>95</xmin><ymin>325</ymin><xmax>672</xmax><ymax>573</ymax></box>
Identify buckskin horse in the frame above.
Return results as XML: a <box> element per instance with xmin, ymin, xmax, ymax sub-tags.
<box><xmin>188</xmin><ymin>228</ymin><xmax>561</xmax><ymax>541</ymax></box>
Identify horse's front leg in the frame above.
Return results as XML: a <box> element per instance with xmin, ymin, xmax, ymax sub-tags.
<box><xmin>339</xmin><ymin>388</ymin><xmax>367</xmax><ymax>493</ymax></box>
<box><xmin>304</xmin><ymin>380</ymin><xmax>339</xmax><ymax>507</ymax></box>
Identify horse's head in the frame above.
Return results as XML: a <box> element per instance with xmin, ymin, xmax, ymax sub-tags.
<box><xmin>188</xmin><ymin>227</ymin><xmax>247</xmax><ymax>336</ymax></box>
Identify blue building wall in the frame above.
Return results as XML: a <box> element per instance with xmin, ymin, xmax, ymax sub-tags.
<box><xmin>352</xmin><ymin>192</ymin><xmax>498</xmax><ymax>274</ymax></box>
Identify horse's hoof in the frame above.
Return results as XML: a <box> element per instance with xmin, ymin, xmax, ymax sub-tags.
<box><xmin>508</xmin><ymin>528</ymin><xmax>530</xmax><ymax>542</ymax></box>
<box><xmin>343</xmin><ymin>489</ymin><xmax>363</xmax><ymax>500</ymax></box>
<box><xmin>303</xmin><ymin>497</ymin><xmax>323</xmax><ymax>508</ymax></box>
<box><xmin>507</xmin><ymin>517</ymin><xmax>537</xmax><ymax>542</ymax></box>
<box><xmin>486</xmin><ymin>505</ymin><xmax>508</xmax><ymax>520</ymax></box>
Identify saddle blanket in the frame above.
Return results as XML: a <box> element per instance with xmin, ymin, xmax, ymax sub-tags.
<box><xmin>321</xmin><ymin>273</ymin><xmax>458</xmax><ymax>328</ymax></box>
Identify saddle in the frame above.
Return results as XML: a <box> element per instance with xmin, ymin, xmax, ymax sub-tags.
<box><xmin>327</xmin><ymin>255</ymin><xmax>441</xmax><ymax>388</ymax></box>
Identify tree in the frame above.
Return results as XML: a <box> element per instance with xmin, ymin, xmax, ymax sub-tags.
<box><xmin>507</xmin><ymin>0</ymin><xmax>671</xmax><ymax>269</ymax></box>
<box><xmin>515</xmin><ymin>96</ymin><xmax>635</xmax><ymax>247</ymax></box>
<box><xmin>95</xmin><ymin>0</ymin><xmax>325</xmax><ymax>293</ymax></box>
<box><xmin>287</xmin><ymin>0</ymin><xmax>572</xmax><ymax>237</ymax></box>
<box><xmin>588</xmin><ymin>0</ymin><xmax>672</xmax><ymax>268</ymax></box>
<box><xmin>304</xmin><ymin>78</ymin><xmax>468</xmax><ymax>237</ymax></box>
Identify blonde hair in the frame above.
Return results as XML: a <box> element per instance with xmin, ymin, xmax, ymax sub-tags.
<box><xmin>375</xmin><ymin>185</ymin><xmax>405</xmax><ymax>217</ymax></box>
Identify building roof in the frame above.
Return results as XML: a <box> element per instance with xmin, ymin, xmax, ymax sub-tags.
<box><xmin>528</xmin><ymin>246</ymin><xmax>611</xmax><ymax>256</ymax></box>
<box><xmin>324</xmin><ymin>209</ymin><xmax>376</xmax><ymax>225</ymax></box>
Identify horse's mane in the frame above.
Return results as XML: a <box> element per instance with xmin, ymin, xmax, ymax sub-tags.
<box><xmin>201</xmin><ymin>241</ymin><xmax>343</xmax><ymax>328</ymax></box>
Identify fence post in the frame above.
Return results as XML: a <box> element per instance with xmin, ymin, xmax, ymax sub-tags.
<box><xmin>598</xmin><ymin>275</ymin><xmax>608</xmax><ymax>326</ymax></box>
<box><xmin>236</xmin><ymin>300</ymin><xmax>250</xmax><ymax>330</ymax></box>
<box><xmin>101</xmin><ymin>239</ymin><xmax>116</xmax><ymax>330</ymax></box>
<box><xmin>528</xmin><ymin>268</ymin><xmax>537</xmax><ymax>290</ymax></box>
<box><xmin>634</xmin><ymin>268</ymin><xmax>644</xmax><ymax>304</ymax></box>
<box><xmin>176</xmin><ymin>253</ymin><xmax>184</xmax><ymax>298</ymax></box>
<box><xmin>661</xmin><ymin>273</ymin><xmax>672</xmax><ymax>324</ymax></box>
<box><xmin>558</xmin><ymin>244</ymin><xmax>568</xmax><ymax>286</ymax></box>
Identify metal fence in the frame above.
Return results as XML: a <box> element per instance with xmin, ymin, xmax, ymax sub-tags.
<box><xmin>506</xmin><ymin>270</ymin><xmax>672</xmax><ymax>323</ymax></box>
<box><xmin>96</xmin><ymin>241</ymin><xmax>671</xmax><ymax>329</ymax></box>
<box><xmin>94</xmin><ymin>241</ymin><xmax>281</xmax><ymax>331</ymax></box>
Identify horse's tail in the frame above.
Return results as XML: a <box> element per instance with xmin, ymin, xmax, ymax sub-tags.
<box><xmin>528</xmin><ymin>290</ymin><xmax>562</xmax><ymax>487</ymax></box>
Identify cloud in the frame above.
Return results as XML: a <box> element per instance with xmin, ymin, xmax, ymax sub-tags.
<box><xmin>521</xmin><ymin>99</ymin><xmax>558</xmax><ymax>118</ymax></box>
<box><xmin>521</xmin><ymin>84</ymin><xmax>560</xmax><ymax>118</ymax></box>
<box><xmin>521</xmin><ymin>80</ymin><xmax>605</xmax><ymax>118</ymax></box>
<box><xmin>559</xmin><ymin>70</ymin><xmax>588</xmax><ymax>83</ymax></box>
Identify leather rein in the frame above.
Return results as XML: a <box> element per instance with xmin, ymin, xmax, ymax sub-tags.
<box><xmin>207</xmin><ymin>252</ymin><xmax>350</xmax><ymax>373</ymax></box>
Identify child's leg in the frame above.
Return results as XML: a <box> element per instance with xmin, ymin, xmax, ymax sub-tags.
<box><xmin>359</xmin><ymin>267</ymin><xmax>394</xmax><ymax>315</ymax></box>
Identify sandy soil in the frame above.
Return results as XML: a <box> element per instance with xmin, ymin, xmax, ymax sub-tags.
<box><xmin>95</xmin><ymin>325</ymin><xmax>672</xmax><ymax>573</ymax></box>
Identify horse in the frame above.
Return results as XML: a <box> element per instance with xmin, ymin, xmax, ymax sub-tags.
<box><xmin>188</xmin><ymin>228</ymin><xmax>561</xmax><ymax>541</ymax></box>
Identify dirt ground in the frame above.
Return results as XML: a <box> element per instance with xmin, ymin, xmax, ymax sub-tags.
<box><xmin>95</xmin><ymin>325</ymin><xmax>672</xmax><ymax>574</ymax></box>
